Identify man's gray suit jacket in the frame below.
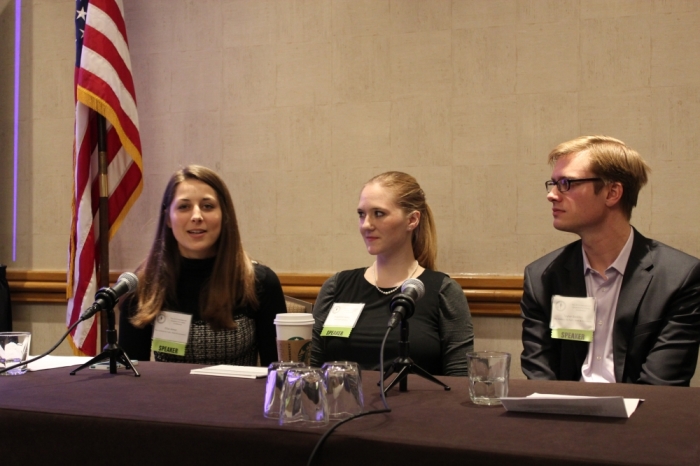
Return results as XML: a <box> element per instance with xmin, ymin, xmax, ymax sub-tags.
<box><xmin>521</xmin><ymin>228</ymin><xmax>700</xmax><ymax>385</ymax></box>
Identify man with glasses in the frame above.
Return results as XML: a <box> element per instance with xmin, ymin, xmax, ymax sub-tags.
<box><xmin>520</xmin><ymin>135</ymin><xmax>700</xmax><ymax>385</ymax></box>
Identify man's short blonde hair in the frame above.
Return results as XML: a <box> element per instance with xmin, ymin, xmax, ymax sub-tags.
<box><xmin>548</xmin><ymin>135</ymin><xmax>650</xmax><ymax>220</ymax></box>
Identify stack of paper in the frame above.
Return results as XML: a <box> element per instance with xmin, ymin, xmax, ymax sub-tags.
<box><xmin>28</xmin><ymin>355</ymin><xmax>92</xmax><ymax>371</ymax></box>
<box><xmin>500</xmin><ymin>393</ymin><xmax>643</xmax><ymax>418</ymax></box>
<box><xmin>190</xmin><ymin>365</ymin><xmax>268</xmax><ymax>379</ymax></box>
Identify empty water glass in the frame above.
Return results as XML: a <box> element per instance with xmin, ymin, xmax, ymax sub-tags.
<box><xmin>466</xmin><ymin>351</ymin><xmax>510</xmax><ymax>406</ymax></box>
<box><xmin>0</xmin><ymin>332</ymin><xmax>32</xmax><ymax>376</ymax></box>
<box><xmin>322</xmin><ymin>361</ymin><xmax>364</xmax><ymax>419</ymax></box>
<box><xmin>279</xmin><ymin>367</ymin><xmax>328</xmax><ymax>427</ymax></box>
<box><xmin>263</xmin><ymin>361</ymin><xmax>306</xmax><ymax>418</ymax></box>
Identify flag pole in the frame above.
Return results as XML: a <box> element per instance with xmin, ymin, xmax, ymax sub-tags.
<box><xmin>97</xmin><ymin>114</ymin><xmax>109</xmax><ymax>348</ymax></box>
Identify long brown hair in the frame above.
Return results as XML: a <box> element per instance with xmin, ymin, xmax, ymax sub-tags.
<box><xmin>130</xmin><ymin>165</ymin><xmax>258</xmax><ymax>329</ymax></box>
<box><xmin>365</xmin><ymin>171</ymin><xmax>438</xmax><ymax>270</ymax></box>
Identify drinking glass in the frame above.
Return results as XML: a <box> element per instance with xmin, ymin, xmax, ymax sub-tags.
<box><xmin>279</xmin><ymin>367</ymin><xmax>328</xmax><ymax>427</ymax></box>
<box><xmin>322</xmin><ymin>361</ymin><xmax>364</xmax><ymax>419</ymax></box>
<box><xmin>0</xmin><ymin>332</ymin><xmax>32</xmax><ymax>376</ymax></box>
<box><xmin>466</xmin><ymin>351</ymin><xmax>510</xmax><ymax>406</ymax></box>
<box><xmin>263</xmin><ymin>361</ymin><xmax>306</xmax><ymax>418</ymax></box>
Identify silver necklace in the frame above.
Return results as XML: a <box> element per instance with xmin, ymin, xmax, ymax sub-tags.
<box><xmin>373</xmin><ymin>261</ymin><xmax>419</xmax><ymax>295</ymax></box>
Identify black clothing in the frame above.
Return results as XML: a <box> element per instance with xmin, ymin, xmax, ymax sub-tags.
<box><xmin>118</xmin><ymin>259</ymin><xmax>286</xmax><ymax>366</ymax></box>
<box><xmin>311</xmin><ymin>268</ymin><xmax>473</xmax><ymax>376</ymax></box>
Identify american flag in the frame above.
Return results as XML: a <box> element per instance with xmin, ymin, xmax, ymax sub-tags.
<box><xmin>68</xmin><ymin>0</ymin><xmax>143</xmax><ymax>356</ymax></box>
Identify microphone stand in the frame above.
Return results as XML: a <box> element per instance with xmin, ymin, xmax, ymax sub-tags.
<box><xmin>70</xmin><ymin>303</ymin><xmax>140</xmax><ymax>377</ymax></box>
<box><xmin>381</xmin><ymin>314</ymin><xmax>450</xmax><ymax>394</ymax></box>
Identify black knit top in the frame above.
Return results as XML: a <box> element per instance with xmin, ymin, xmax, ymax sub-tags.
<box><xmin>311</xmin><ymin>268</ymin><xmax>473</xmax><ymax>376</ymax></box>
<box><xmin>118</xmin><ymin>258</ymin><xmax>286</xmax><ymax>366</ymax></box>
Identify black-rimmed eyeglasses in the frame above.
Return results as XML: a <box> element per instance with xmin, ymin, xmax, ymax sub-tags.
<box><xmin>545</xmin><ymin>177</ymin><xmax>602</xmax><ymax>193</ymax></box>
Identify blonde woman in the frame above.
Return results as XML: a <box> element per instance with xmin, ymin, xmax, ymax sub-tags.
<box><xmin>311</xmin><ymin>172</ymin><xmax>473</xmax><ymax>376</ymax></box>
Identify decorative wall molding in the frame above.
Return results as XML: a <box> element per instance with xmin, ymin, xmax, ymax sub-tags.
<box><xmin>7</xmin><ymin>270</ymin><xmax>524</xmax><ymax>317</ymax></box>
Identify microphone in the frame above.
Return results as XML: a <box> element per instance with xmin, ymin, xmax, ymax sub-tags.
<box><xmin>79</xmin><ymin>272</ymin><xmax>138</xmax><ymax>321</ymax></box>
<box><xmin>387</xmin><ymin>278</ymin><xmax>425</xmax><ymax>329</ymax></box>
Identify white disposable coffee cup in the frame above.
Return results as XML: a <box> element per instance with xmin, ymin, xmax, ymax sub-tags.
<box><xmin>274</xmin><ymin>314</ymin><xmax>314</xmax><ymax>364</ymax></box>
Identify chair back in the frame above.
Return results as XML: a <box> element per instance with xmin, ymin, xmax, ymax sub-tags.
<box><xmin>284</xmin><ymin>295</ymin><xmax>312</xmax><ymax>313</ymax></box>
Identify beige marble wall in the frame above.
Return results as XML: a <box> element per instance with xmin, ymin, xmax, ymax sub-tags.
<box><xmin>0</xmin><ymin>0</ymin><xmax>76</xmax><ymax>268</ymax></box>
<box><xmin>0</xmin><ymin>0</ymin><xmax>17</xmax><ymax>262</ymax></box>
<box><xmin>2</xmin><ymin>1</ymin><xmax>700</xmax><ymax>385</ymax></box>
<box><xmin>3</xmin><ymin>0</ymin><xmax>699</xmax><ymax>274</ymax></box>
<box><xmin>110</xmin><ymin>0</ymin><xmax>700</xmax><ymax>275</ymax></box>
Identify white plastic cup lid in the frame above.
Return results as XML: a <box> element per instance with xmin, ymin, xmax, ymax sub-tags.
<box><xmin>274</xmin><ymin>314</ymin><xmax>314</xmax><ymax>325</ymax></box>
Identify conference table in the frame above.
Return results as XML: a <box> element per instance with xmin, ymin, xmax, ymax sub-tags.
<box><xmin>0</xmin><ymin>362</ymin><xmax>697</xmax><ymax>466</ymax></box>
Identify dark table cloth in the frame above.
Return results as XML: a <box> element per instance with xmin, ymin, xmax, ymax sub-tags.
<box><xmin>0</xmin><ymin>362</ymin><xmax>697</xmax><ymax>465</ymax></box>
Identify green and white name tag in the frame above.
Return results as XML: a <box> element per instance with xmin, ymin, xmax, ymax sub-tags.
<box><xmin>321</xmin><ymin>327</ymin><xmax>351</xmax><ymax>337</ymax></box>
<box><xmin>550</xmin><ymin>295</ymin><xmax>596</xmax><ymax>343</ymax></box>
<box><xmin>551</xmin><ymin>328</ymin><xmax>593</xmax><ymax>342</ymax></box>
<box><xmin>151</xmin><ymin>310</ymin><xmax>192</xmax><ymax>356</ymax></box>
<box><xmin>320</xmin><ymin>303</ymin><xmax>364</xmax><ymax>338</ymax></box>
<box><xmin>151</xmin><ymin>339</ymin><xmax>187</xmax><ymax>355</ymax></box>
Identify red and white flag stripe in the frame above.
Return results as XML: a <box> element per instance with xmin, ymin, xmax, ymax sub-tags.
<box><xmin>68</xmin><ymin>0</ymin><xmax>142</xmax><ymax>355</ymax></box>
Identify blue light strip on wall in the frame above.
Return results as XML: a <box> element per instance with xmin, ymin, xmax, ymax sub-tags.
<box><xmin>12</xmin><ymin>0</ymin><xmax>21</xmax><ymax>262</ymax></box>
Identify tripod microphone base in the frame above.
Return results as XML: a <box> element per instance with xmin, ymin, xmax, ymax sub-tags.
<box><xmin>381</xmin><ymin>356</ymin><xmax>450</xmax><ymax>394</ymax></box>
<box><xmin>70</xmin><ymin>344</ymin><xmax>140</xmax><ymax>377</ymax></box>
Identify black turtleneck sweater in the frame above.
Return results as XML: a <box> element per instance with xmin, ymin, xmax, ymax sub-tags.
<box><xmin>118</xmin><ymin>258</ymin><xmax>286</xmax><ymax>366</ymax></box>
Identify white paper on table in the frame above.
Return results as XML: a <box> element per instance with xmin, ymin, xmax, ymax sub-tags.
<box><xmin>500</xmin><ymin>393</ymin><xmax>643</xmax><ymax>418</ymax></box>
<box><xmin>190</xmin><ymin>365</ymin><xmax>268</xmax><ymax>379</ymax></box>
<box><xmin>27</xmin><ymin>355</ymin><xmax>92</xmax><ymax>371</ymax></box>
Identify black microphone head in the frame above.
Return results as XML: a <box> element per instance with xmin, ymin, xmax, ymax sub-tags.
<box><xmin>401</xmin><ymin>278</ymin><xmax>425</xmax><ymax>301</ymax></box>
<box><xmin>82</xmin><ymin>272</ymin><xmax>139</xmax><ymax>321</ymax></box>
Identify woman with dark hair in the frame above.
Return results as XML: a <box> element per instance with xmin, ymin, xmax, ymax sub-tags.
<box><xmin>118</xmin><ymin>165</ymin><xmax>286</xmax><ymax>366</ymax></box>
<box><xmin>311</xmin><ymin>171</ymin><xmax>473</xmax><ymax>376</ymax></box>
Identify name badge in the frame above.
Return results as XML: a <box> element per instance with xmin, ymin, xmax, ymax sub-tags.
<box><xmin>320</xmin><ymin>303</ymin><xmax>365</xmax><ymax>338</ymax></box>
<box><xmin>151</xmin><ymin>310</ymin><xmax>192</xmax><ymax>356</ymax></box>
<box><xmin>550</xmin><ymin>295</ymin><xmax>596</xmax><ymax>342</ymax></box>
